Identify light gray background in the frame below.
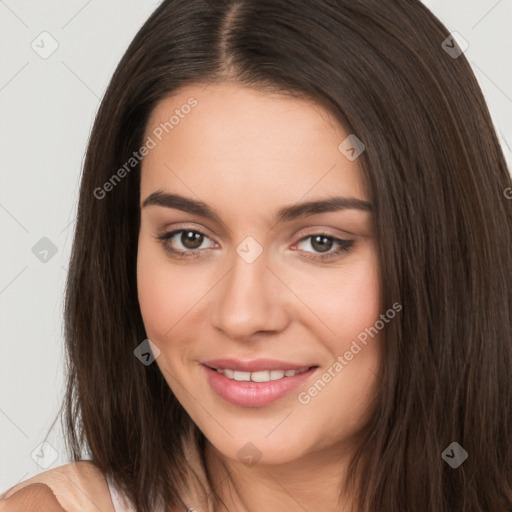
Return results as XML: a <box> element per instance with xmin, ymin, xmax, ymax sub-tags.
<box><xmin>1</xmin><ymin>0</ymin><xmax>511</xmax><ymax>492</ymax></box>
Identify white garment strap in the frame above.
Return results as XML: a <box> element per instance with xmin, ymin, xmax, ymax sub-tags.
<box><xmin>106</xmin><ymin>473</ymin><xmax>137</xmax><ymax>512</ymax></box>
<box><xmin>106</xmin><ymin>473</ymin><xmax>172</xmax><ymax>512</ymax></box>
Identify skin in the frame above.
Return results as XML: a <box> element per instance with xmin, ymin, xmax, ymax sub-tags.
<box><xmin>137</xmin><ymin>82</ymin><xmax>383</xmax><ymax>512</ymax></box>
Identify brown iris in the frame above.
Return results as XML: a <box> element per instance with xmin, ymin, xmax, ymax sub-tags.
<box><xmin>181</xmin><ymin>230</ymin><xmax>203</xmax><ymax>249</ymax></box>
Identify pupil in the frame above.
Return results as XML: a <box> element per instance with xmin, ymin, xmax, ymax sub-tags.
<box><xmin>311</xmin><ymin>235</ymin><xmax>332</xmax><ymax>253</ymax></box>
<box><xmin>182</xmin><ymin>231</ymin><xmax>203</xmax><ymax>249</ymax></box>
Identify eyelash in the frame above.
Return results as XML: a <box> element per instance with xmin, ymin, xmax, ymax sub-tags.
<box><xmin>154</xmin><ymin>229</ymin><xmax>354</xmax><ymax>262</ymax></box>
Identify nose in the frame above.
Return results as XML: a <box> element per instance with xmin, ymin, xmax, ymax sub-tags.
<box><xmin>209</xmin><ymin>248</ymin><xmax>291</xmax><ymax>340</ymax></box>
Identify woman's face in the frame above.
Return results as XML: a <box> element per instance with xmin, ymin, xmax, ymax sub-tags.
<box><xmin>137</xmin><ymin>82</ymin><xmax>383</xmax><ymax>466</ymax></box>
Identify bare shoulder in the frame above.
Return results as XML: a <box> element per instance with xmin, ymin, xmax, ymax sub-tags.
<box><xmin>0</xmin><ymin>461</ymin><xmax>115</xmax><ymax>512</ymax></box>
<box><xmin>0</xmin><ymin>483</ymin><xmax>65</xmax><ymax>511</ymax></box>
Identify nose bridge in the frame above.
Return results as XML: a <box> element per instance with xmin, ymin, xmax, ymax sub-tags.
<box><xmin>210</xmin><ymin>241</ymin><xmax>289</xmax><ymax>338</ymax></box>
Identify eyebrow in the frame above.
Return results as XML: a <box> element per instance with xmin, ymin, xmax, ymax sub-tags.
<box><xmin>141</xmin><ymin>191</ymin><xmax>372</xmax><ymax>226</ymax></box>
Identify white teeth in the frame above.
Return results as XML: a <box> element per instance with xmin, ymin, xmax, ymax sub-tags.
<box><xmin>251</xmin><ymin>370</ymin><xmax>271</xmax><ymax>382</ymax></box>
<box><xmin>216</xmin><ymin>367</ymin><xmax>310</xmax><ymax>382</ymax></box>
<box><xmin>233</xmin><ymin>370</ymin><xmax>251</xmax><ymax>381</ymax></box>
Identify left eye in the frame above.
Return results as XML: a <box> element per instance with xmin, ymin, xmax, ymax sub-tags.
<box><xmin>294</xmin><ymin>233</ymin><xmax>354</xmax><ymax>258</ymax></box>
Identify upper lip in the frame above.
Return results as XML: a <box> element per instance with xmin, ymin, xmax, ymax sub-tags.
<box><xmin>202</xmin><ymin>358</ymin><xmax>317</xmax><ymax>372</ymax></box>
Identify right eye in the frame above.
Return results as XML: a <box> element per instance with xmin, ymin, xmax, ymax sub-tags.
<box><xmin>155</xmin><ymin>229</ymin><xmax>217</xmax><ymax>258</ymax></box>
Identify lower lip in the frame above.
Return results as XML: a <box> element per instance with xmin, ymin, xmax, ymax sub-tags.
<box><xmin>202</xmin><ymin>365</ymin><xmax>317</xmax><ymax>408</ymax></box>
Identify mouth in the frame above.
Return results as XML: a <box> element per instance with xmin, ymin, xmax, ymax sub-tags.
<box><xmin>201</xmin><ymin>359</ymin><xmax>319</xmax><ymax>407</ymax></box>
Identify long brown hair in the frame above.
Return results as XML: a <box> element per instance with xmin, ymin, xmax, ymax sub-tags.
<box><xmin>55</xmin><ymin>0</ymin><xmax>512</xmax><ymax>510</ymax></box>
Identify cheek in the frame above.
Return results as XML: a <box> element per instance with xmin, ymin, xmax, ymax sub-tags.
<box><xmin>334</xmin><ymin>267</ymin><xmax>380</xmax><ymax>339</ymax></box>
<box><xmin>136</xmin><ymin>237</ymin><xmax>213</xmax><ymax>345</ymax></box>
<box><xmin>137</xmin><ymin>242</ymin><xmax>166</xmax><ymax>338</ymax></box>
<box><xmin>136</xmin><ymin>238</ymin><xmax>182</xmax><ymax>343</ymax></box>
<box><xmin>136</xmin><ymin>246</ymin><xmax>197</xmax><ymax>380</ymax></box>
<box><xmin>292</xmin><ymin>247</ymin><xmax>381</xmax><ymax>350</ymax></box>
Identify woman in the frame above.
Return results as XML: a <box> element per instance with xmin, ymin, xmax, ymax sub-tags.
<box><xmin>2</xmin><ymin>0</ymin><xmax>511</xmax><ymax>511</ymax></box>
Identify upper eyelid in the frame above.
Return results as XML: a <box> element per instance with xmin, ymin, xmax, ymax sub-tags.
<box><xmin>160</xmin><ymin>220</ymin><xmax>354</xmax><ymax>240</ymax></box>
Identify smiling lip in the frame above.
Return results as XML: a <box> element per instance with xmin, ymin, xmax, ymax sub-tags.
<box><xmin>201</xmin><ymin>359</ymin><xmax>318</xmax><ymax>408</ymax></box>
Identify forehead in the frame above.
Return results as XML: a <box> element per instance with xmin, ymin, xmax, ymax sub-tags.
<box><xmin>140</xmin><ymin>83</ymin><xmax>367</xmax><ymax>210</ymax></box>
